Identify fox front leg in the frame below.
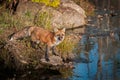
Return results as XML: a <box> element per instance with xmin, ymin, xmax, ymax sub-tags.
<box><xmin>45</xmin><ymin>45</ymin><xmax>50</xmax><ymax>61</ymax></box>
<box><xmin>52</xmin><ymin>46</ymin><xmax>58</xmax><ymax>56</ymax></box>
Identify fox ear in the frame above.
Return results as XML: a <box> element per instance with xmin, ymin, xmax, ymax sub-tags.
<box><xmin>54</xmin><ymin>28</ymin><xmax>58</xmax><ymax>32</ymax></box>
<box><xmin>62</xmin><ymin>28</ymin><xmax>66</xmax><ymax>32</ymax></box>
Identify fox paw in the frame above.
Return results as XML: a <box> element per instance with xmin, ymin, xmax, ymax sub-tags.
<box><xmin>53</xmin><ymin>52</ymin><xmax>59</xmax><ymax>56</ymax></box>
<box><xmin>54</xmin><ymin>54</ymin><xmax>59</xmax><ymax>56</ymax></box>
<box><xmin>45</xmin><ymin>58</ymin><xmax>50</xmax><ymax>62</ymax></box>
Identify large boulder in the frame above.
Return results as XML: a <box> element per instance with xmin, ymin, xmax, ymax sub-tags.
<box><xmin>51</xmin><ymin>0</ymin><xmax>86</xmax><ymax>28</ymax></box>
<box><xmin>16</xmin><ymin>0</ymin><xmax>86</xmax><ymax>28</ymax></box>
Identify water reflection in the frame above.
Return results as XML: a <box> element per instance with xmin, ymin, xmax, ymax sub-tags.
<box><xmin>71</xmin><ymin>35</ymin><xmax>120</xmax><ymax>80</ymax></box>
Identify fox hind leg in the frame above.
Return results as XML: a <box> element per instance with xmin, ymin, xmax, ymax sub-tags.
<box><xmin>31</xmin><ymin>41</ymin><xmax>37</xmax><ymax>49</ymax></box>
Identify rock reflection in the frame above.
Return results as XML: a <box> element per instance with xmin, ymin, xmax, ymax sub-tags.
<box><xmin>71</xmin><ymin>36</ymin><xmax>120</xmax><ymax>80</ymax></box>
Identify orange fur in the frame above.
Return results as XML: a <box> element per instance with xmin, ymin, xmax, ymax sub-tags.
<box><xmin>9</xmin><ymin>26</ymin><xmax>66</xmax><ymax>61</ymax></box>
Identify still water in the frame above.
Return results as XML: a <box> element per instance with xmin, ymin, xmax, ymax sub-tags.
<box><xmin>69</xmin><ymin>6</ymin><xmax>120</xmax><ymax>79</ymax></box>
<box><xmin>70</xmin><ymin>35</ymin><xmax>120</xmax><ymax>80</ymax></box>
<box><xmin>69</xmin><ymin>2</ymin><xmax>120</xmax><ymax>78</ymax></box>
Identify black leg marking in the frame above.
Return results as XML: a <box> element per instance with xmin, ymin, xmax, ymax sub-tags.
<box><xmin>45</xmin><ymin>45</ymin><xmax>50</xmax><ymax>62</ymax></box>
<box><xmin>52</xmin><ymin>46</ymin><xmax>58</xmax><ymax>56</ymax></box>
<box><xmin>8</xmin><ymin>32</ymin><xmax>15</xmax><ymax>40</ymax></box>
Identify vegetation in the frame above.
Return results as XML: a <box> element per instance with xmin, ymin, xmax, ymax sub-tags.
<box><xmin>57</xmin><ymin>37</ymin><xmax>75</xmax><ymax>54</ymax></box>
<box><xmin>0</xmin><ymin>10</ymin><xmax>34</xmax><ymax>31</ymax></box>
<box><xmin>32</xmin><ymin>0</ymin><xmax>60</xmax><ymax>7</ymax></box>
<box><xmin>57</xmin><ymin>36</ymin><xmax>78</xmax><ymax>60</ymax></box>
<box><xmin>35</xmin><ymin>11</ymin><xmax>52</xmax><ymax>30</ymax></box>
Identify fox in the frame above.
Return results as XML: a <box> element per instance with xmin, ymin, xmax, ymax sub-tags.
<box><xmin>9</xmin><ymin>26</ymin><xmax>66</xmax><ymax>61</ymax></box>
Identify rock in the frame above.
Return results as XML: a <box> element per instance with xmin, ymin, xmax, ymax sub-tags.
<box><xmin>16</xmin><ymin>0</ymin><xmax>86</xmax><ymax>28</ymax></box>
<box><xmin>51</xmin><ymin>0</ymin><xmax>86</xmax><ymax>28</ymax></box>
<box><xmin>0</xmin><ymin>40</ymin><xmax>74</xmax><ymax>70</ymax></box>
<box><xmin>40</xmin><ymin>55</ymin><xmax>63</xmax><ymax>66</ymax></box>
<box><xmin>4</xmin><ymin>41</ymin><xmax>29</xmax><ymax>65</ymax></box>
<box><xmin>61</xmin><ymin>0</ymin><xmax>86</xmax><ymax>17</ymax></box>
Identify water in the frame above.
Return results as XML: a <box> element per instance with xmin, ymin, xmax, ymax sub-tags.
<box><xmin>70</xmin><ymin>35</ymin><xmax>120</xmax><ymax>80</ymax></box>
<box><xmin>69</xmin><ymin>1</ymin><xmax>120</xmax><ymax>79</ymax></box>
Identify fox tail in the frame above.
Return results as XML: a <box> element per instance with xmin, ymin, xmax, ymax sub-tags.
<box><xmin>9</xmin><ymin>26</ymin><xmax>31</xmax><ymax>41</ymax></box>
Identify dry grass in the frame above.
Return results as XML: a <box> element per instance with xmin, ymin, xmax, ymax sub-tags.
<box><xmin>34</xmin><ymin>10</ymin><xmax>52</xmax><ymax>30</ymax></box>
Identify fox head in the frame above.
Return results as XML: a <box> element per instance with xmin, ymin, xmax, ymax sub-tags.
<box><xmin>53</xmin><ymin>28</ymin><xmax>65</xmax><ymax>45</ymax></box>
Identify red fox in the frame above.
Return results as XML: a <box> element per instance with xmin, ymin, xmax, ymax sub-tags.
<box><xmin>9</xmin><ymin>26</ymin><xmax>66</xmax><ymax>61</ymax></box>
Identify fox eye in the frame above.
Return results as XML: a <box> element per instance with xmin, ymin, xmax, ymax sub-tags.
<box><xmin>56</xmin><ymin>34</ymin><xmax>64</xmax><ymax>37</ymax></box>
<box><xmin>56</xmin><ymin>34</ymin><xmax>60</xmax><ymax>36</ymax></box>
